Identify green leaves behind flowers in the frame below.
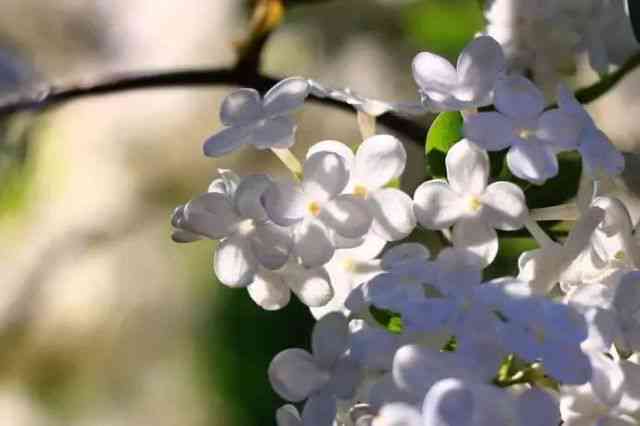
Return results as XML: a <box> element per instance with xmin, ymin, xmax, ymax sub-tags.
<box><xmin>370</xmin><ymin>305</ymin><xmax>404</xmax><ymax>334</ymax></box>
<box><xmin>425</xmin><ymin>111</ymin><xmax>464</xmax><ymax>178</ymax></box>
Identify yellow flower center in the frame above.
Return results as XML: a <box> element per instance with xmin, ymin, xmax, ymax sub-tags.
<box><xmin>340</xmin><ymin>257</ymin><xmax>357</xmax><ymax>273</ymax></box>
<box><xmin>614</xmin><ymin>250</ymin><xmax>626</xmax><ymax>261</ymax></box>
<box><xmin>518</xmin><ymin>128</ymin><xmax>534</xmax><ymax>140</ymax></box>
<box><xmin>353</xmin><ymin>184</ymin><xmax>369</xmax><ymax>199</ymax></box>
<box><xmin>236</xmin><ymin>219</ymin><xmax>255</xmax><ymax>236</ymax></box>
<box><xmin>467</xmin><ymin>195</ymin><xmax>482</xmax><ymax>212</ymax></box>
<box><xmin>308</xmin><ymin>201</ymin><xmax>321</xmax><ymax>217</ymax></box>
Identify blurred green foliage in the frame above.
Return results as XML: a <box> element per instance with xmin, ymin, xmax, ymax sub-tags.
<box><xmin>404</xmin><ymin>0</ymin><xmax>484</xmax><ymax>58</ymax></box>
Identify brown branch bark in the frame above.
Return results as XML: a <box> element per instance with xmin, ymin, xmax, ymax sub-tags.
<box><xmin>0</xmin><ymin>68</ymin><xmax>428</xmax><ymax>144</ymax></box>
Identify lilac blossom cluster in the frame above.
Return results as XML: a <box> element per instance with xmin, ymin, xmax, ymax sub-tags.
<box><xmin>172</xmin><ymin>11</ymin><xmax>640</xmax><ymax>426</ymax></box>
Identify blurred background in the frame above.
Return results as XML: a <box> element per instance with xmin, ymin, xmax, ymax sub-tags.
<box><xmin>0</xmin><ymin>1</ymin><xmax>637</xmax><ymax>425</ymax></box>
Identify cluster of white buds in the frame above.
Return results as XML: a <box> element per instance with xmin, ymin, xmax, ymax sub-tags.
<box><xmin>172</xmin><ymin>28</ymin><xmax>640</xmax><ymax>426</ymax></box>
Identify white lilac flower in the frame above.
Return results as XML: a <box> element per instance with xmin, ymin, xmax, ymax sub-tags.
<box><xmin>556</xmin><ymin>84</ymin><xmax>625</xmax><ymax>178</ymax></box>
<box><xmin>246</xmin><ymin>261</ymin><xmax>333</xmax><ymax>311</ymax></box>
<box><xmin>561</xmin><ymin>197</ymin><xmax>639</xmax><ymax>290</ymax></box>
<box><xmin>203</xmin><ymin>77</ymin><xmax>310</xmax><ymax>156</ymax></box>
<box><xmin>412</xmin><ymin>35</ymin><xmax>506</xmax><ymax>111</ymax></box>
<box><xmin>309</xmin><ymin>234</ymin><xmax>385</xmax><ymax>320</ymax></box>
<box><xmin>518</xmin><ymin>206</ymin><xmax>606</xmax><ymax>294</ymax></box>
<box><xmin>276</xmin><ymin>405</ymin><xmax>302</xmax><ymax>426</ymax></box>
<box><xmin>171</xmin><ymin>173</ymin><xmax>292</xmax><ymax>287</ymax></box>
<box><xmin>307</xmin><ymin>136</ymin><xmax>416</xmax><ymax>242</ymax></box>
<box><xmin>268</xmin><ymin>312</ymin><xmax>361</xmax><ymax>426</ymax></box>
<box><xmin>564</xmin><ymin>283</ymin><xmax>620</xmax><ymax>353</ymax></box>
<box><xmin>560</xmin><ymin>352</ymin><xmax>640</xmax><ymax>426</ymax></box>
<box><xmin>422</xmin><ymin>378</ymin><xmax>520</xmax><ymax>426</ymax></box>
<box><xmin>392</xmin><ymin>344</ymin><xmax>496</xmax><ymax>401</ymax></box>
<box><xmin>370</xmin><ymin>403</ymin><xmax>422</xmax><ymax>426</ymax></box>
<box><xmin>344</xmin><ymin>244</ymin><xmax>435</xmax><ymax>317</ymax></box>
<box><xmin>413</xmin><ymin>139</ymin><xmax>527</xmax><ymax>265</ymax></box>
<box><xmin>613</xmin><ymin>270</ymin><xmax>640</xmax><ymax>353</ymax></box>
<box><xmin>464</xmin><ymin>75</ymin><xmax>580</xmax><ymax>184</ymax></box>
<box><xmin>476</xmin><ymin>278</ymin><xmax>592</xmax><ymax>385</ymax></box>
<box><xmin>263</xmin><ymin>151</ymin><xmax>373</xmax><ymax>267</ymax></box>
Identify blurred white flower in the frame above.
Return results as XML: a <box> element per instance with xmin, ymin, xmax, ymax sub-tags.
<box><xmin>412</xmin><ymin>36</ymin><xmax>505</xmax><ymax>111</ymax></box>
<box><xmin>203</xmin><ymin>77</ymin><xmax>310</xmax><ymax>156</ymax></box>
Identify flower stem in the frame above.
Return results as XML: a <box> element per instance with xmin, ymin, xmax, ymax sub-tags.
<box><xmin>525</xmin><ymin>217</ymin><xmax>556</xmax><ymax>249</ymax></box>
<box><xmin>271</xmin><ymin>148</ymin><xmax>303</xmax><ymax>180</ymax></box>
<box><xmin>357</xmin><ymin>110</ymin><xmax>376</xmax><ymax>140</ymax></box>
<box><xmin>530</xmin><ymin>204</ymin><xmax>579</xmax><ymax>221</ymax></box>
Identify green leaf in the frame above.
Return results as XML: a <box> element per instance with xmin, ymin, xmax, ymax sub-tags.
<box><xmin>370</xmin><ymin>306</ymin><xmax>404</xmax><ymax>334</ymax></box>
<box><xmin>425</xmin><ymin>111</ymin><xmax>464</xmax><ymax>178</ymax></box>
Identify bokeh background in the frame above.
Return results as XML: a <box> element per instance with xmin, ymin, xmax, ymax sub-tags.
<box><xmin>0</xmin><ymin>1</ymin><xmax>638</xmax><ymax>425</ymax></box>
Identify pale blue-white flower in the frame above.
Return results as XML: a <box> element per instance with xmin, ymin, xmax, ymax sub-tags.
<box><xmin>613</xmin><ymin>270</ymin><xmax>640</xmax><ymax>354</ymax></box>
<box><xmin>171</xmin><ymin>172</ymin><xmax>292</xmax><ymax>287</ymax></box>
<box><xmin>309</xmin><ymin>234</ymin><xmax>385</xmax><ymax>320</ymax></box>
<box><xmin>307</xmin><ymin>135</ymin><xmax>416</xmax><ymax>242</ymax></box>
<box><xmin>268</xmin><ymin>312</ymin><xmax>361</xmax><ymax>426</ymax></box>
<box><xmin>557</xmin><ymin>84</ymin><xmax>625</xmax><ymax>178</ymax></box>
<box><xmin>476</xmin><ymin>278</ymin><xmax>592</xmax><ymax>385</ymax></box>
<box><xmin>246</xmin><ymin>260</ymin><xmax>333</xmax><ymax>311</ymax></box>
<box><xmin>263</xmin><ymin>151</ymin><xmax>373</xmax><ymax>267</ymax></box>
<box><xmin>203</xmin><ymin>77</ymin><xmax>310</xmax><ymax>156</ymax></box>
<box><xmin>464</xmin><ymin>75</ymin><xmax>580</xmax><ymax>184</ymax></box>
<box><xmin>560</xmin><ymin>352</ymin><xmax>640</xmax><ymax>426</ymax></box>
<box><xmin>412</xmin><ymin>36</ymin><xmax>506</xmax><ymax>111</ymax></box>
<box><xmin>413</xmin><ymin>139</ymin><xmax>527</xmax><ymax>265</ymax></box>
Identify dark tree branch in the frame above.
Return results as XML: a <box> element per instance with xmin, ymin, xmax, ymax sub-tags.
<box><xmin>0</xmin><ymin>68</ymin><xmax>429</xmax><ymax>143</ymax></box>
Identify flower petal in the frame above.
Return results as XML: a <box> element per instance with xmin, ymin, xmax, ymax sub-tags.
<box><xmin>276</xmin><ymin>405</ymin><xmax>302</xmax><ymax>426</ymax></box>
<box><xmin>203</xmin><ymin>124</ymin><xmax>253</xmax><ymax>157</ymax></box>
<box><xmin>368</xmin><ymin>188</ymin><xmax>416</xmax><ymax>241</ymax></box>
<box><xmin>301</xmin><ymin>393</ymin><xmax>337</xmax><ymax>426</ymax></box>
<box><xmin>293</xmin><ymin>219</ymin><xmax>334</xmax><ymax>267</ymax></box>
<box><xmin>320</xmin><ymin>195</ymin><xmax>373</xmax><ymax>239</ymax></box>
<box><xmin>263</xmin><ymin>77</ymin><xmax>310</xmax><ymax>117</ymax></box>
<box><xmin>381</xmin><ymin>243</ymin><xmax>431</xmax><ymax>270</ymax></box>
<box><xmin>353</xmin><ymin>135</ymin><xmax>407</xmax><ymax>190</ymax></box>
<box><xmin>306</xmin><ymin>140</ymin><xmax>355</xmax><ymax>167</ymax></box>
<box><xmin>456</xmin><ymin>35</ymin><xmax>505</xmax><ymax>102</ymax></box>
<box><xmin>506</xmin><ymin>140</ymin><xmax>559</xmax><ymax>184</ymax></box>
<box><xmin>495</xmin><ymin>75</ymin><xmax>545</xmax><ymax>120</ymax></box>
<box><xmin>220</xmin><ymin>88</ymin><xmax>262</xmax><ymax>125</ymax></box>
<box><xmin>579</xmin><ymin>129</ymin><xmax>625</xmax><ymax>177</ymax></box>
<box><xmin>247</xmin><ymin>269</ymin><xmax>291</xmax><ymax>310</ymax></box>
<box><xmin>463</xmin><ymin>112</ymin><xmax>515</xmax><ymax>151</ymax></box>
<box><xmin>537</xmin><ymin>109</ymin><xmax>581</xmax><ymax>151</ymax></box>
<box><xmin>422</xmin><ymin>379</ymin><xmax>474</xmax><ymax>426</ymax></box>
<box><xmin>302</xmin><ymin>152</ymin><xmax>349</xmax><ymax>202</ymax></box>
<box><xmin>312</xmin><ymin>312</ymin><xmax>349</xmax><ymax>368</ymax></box>
<box><xmin>268</xmin><ymin>349</ymin><xmax>331</xmax><ymax>402</ymax></box>
<box><xmin>184</xmin><ymin>192</ymin><xmax>241</xmax><ymax>239</ymax></box>
<box><xmin>252</xmin><ymin>116</ymin><xmax>296</xmax><ymax>150</ymax></box>
<box><xmin>412</xmin><ymin>51</ymin><xmax>458</xmax><ymax>95</ymax></box>
<box><xmin>446</xmin><ymin>139</ymin><xmax>490</xmax><ymax>196</ymax></box>
<box><xmin>480</xmin><ymin>181</ymin><xmax>527</xmax><ymax>230</ymax></box>
<box><xmin>452</xmin><ymin>218</ymin><xmax>499</xmax><ymax>266</ymax></box>
<box><xmin>214</xmin><ymin>235</ymin><xmax>257</xmax><ymax>287</ymax></box>
<box><xmin>234</xmin><ymin>174</ymin><xmax>272</xmax><ymax>221</ymax></box>
<box><xmin>263</xmin><ymin>180</ymin><xmax>308</xmax><ymax>227</ymax></box>
<box><xmin>250</xmin><ymin>223</ymin><xmax>292</xmax><ymax>270</ymax></box>
<box><xmin>287</xmin><ymin>263</ymin><xmax>333</xmax><ymax>307</ymax></box>
<box><xmin>413</xmin><ymin>180</ymin><xmax>465</xmax><ymax>229</ymax></box>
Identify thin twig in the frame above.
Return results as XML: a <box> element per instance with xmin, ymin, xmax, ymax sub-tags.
<box><xmin>0</xmin><ymin>68</ymin><xmax>428</xmax><ymax>144</ymax></box>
